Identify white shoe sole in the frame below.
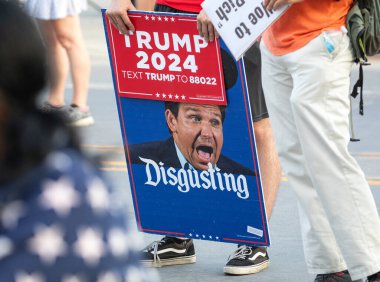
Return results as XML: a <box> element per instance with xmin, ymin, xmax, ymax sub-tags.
<box><xmin>142</xmin><ymin>255</ymin><xmax>196</xmax><ymax>268</ymax></box>
<box><xmin>223</xmin><ymin>260</ymin><xmax>269</xmax><ymax>275</ymax></box>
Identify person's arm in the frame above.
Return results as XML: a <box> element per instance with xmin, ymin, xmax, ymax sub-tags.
<box><xmin>135</xmin><ymin>0</ymin><xmax>155</xmax><ymax>11</ymax></box>
<box><xmin>263</xmin><ymin>0</ymin><xmax>303</xmax><ymax>11</ymax></box>
<box><xmin>196</xmin><ymin>9</ymin><xmax>219</xmax><ymax>42</ymax></box>
<box><xmin>106</xmin><ymin>0</ymin><xmax>137</xmax><ymax>34</ymax></box>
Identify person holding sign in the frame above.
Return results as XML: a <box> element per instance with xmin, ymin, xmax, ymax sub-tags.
<box><xmin>259</xmin><ymin>0</ymin><xmax>380</xmax><ymax>281</ymax></box>
<box><xmin>107</xmin><ymin>0</ymin><xmax>282</xmax><ymax>276</ymax></box>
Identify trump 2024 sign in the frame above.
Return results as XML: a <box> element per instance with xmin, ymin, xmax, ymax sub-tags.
<box><xmin>103</xmin><ymin>11</ymin><xmax>269</xmax><ymax>246</ymax></box>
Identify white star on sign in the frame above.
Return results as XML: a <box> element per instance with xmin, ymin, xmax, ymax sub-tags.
<box><xmin>15</xmin><ymin>272</ymin><xmax>44</xmax><ymax>282</ymax></box>
<box><xmin>144</xmin><ymin>15</ymin><xmax>149</xmax><ymax>20</ymax></box>
<box><xmin>168</xmin><ymin>94</ymin><xmax>173</xmax><ymax>99</ymax></box>
<box><xmin>181</xmin><ymin>95</ymin><xmax>186</xmax><ymax>100</ymax></box>
<box><xmin>158</xmin><ymin>16</ymin><xmax>162</xmax><ymax>21</ymax></box>
<box><xmin>39</xmin><ymin>177</ymin><xmax>80</xmax><ymax>216</ymax></box>
<box><xmin>164</xmin><ymin>17</ymin><xmax>169</xmax><ymax>21</ymax></box>
<box><xmin>74</xmin><ymin>227</ymin><xmax>105</xmax><ymax>265</ymax></box>
<box><xmin>155</xmin><ymin>93</ymin><xmax>160</xmax><ymax>98</ymax></box>
<box><xmin>86</xmin><ymin>177</ymin><xmax>109</xmax><ymax>213</ymax></box>
<box><xmin>175</xmin><ymin>94</ymin><xmax>179</xmax><ymax>99</ymax></box>
<box><xmin>108</xmin><ymin>228</ymin><xmax>129</xmax><ymax>257</ymax></box>
<box><xmin>162</xmin><ymin>94</ymin><xmax>167</xmax><ymax>98</ymax></box>
<box><xmin>151</xmin><ymin>16</ymin><xmax>156</xmax><ymax>20</ymax></box>
<box><xmin>1</xmin><ymin>201</ymin><xmax>25</xmax><ymax>229</ymax></box>
<box><xmin>171</xmin><ymin>17</ymin><xmax>175</xmax><ymax>22</ymax></box>
<box><xmin>28</xmin><ymin>224</ymin><xmax>66</xmax><ymax>264</ymax></box>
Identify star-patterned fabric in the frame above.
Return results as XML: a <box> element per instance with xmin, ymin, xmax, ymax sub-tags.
<box><xmin>0</xmin><ymin>149</ymin><xmax>158</xmax><ymax>282</ymax></box>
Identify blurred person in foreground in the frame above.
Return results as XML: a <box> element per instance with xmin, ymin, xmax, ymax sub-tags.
<box><xmin>0</xmin><ymin>2</ymin><xmax>158</xmax><ymax>281</ymax></box>
<box><xmin>25</xmin><ymin>0</ymin><xmax>94</xmax><ymax>127</ymax></box>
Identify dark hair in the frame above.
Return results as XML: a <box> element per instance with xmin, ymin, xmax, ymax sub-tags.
<box><xmin>164</xmin><ymin>102</ymin><xmax>226</xmax><ymax>134</ymax></box>
<box><xmin>164</xmin><ymin>102</ymin><xmax>226</xmax><ymax>122</ymax></box>
<box><xmin>0</xmin><ymin>1</ymin><xmax>80</xmax><ymax>183</ymax></box>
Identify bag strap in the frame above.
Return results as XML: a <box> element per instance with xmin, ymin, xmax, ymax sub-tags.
<box><xmin>350</xmin><ymin>61</ymin><xmax>370</xmax><ymax>115</ymax></box>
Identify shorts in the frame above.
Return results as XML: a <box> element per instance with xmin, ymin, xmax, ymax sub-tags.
<box><xmin>25</xmin><ymin>0</ymin><xmax>87</xmax><ymax>20</ymax></box>
<box><xmin>154</xmin><ymin>4</ymin><xmax>269</xmax><ymax>122</ymax></box>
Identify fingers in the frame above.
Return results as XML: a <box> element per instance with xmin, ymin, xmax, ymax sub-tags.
<box><xmin>197</xmin><ymin>10</ymin><xmax>219</xmax><ymax>42</ymax></box>
<box><xmin>106</xmin><ymin>0</ymin><xmax>136</xmax><ymax>34</ymax></box>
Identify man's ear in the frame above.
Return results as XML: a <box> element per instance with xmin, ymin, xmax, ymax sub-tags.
<box><xmin>165</xmin><ymin>109</ymin><xmax>177</xmax><ymax>133</ymax></box>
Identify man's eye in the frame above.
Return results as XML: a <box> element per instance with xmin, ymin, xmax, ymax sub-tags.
<box><xmin>211</xmin><ymin>119</ymin><xmax>221</xmax><ymax>127</ymax></box>
<box><xmin>190</xmin><ymin>115</ymin><xmax>201</xmax><ymax>122</ymax></box>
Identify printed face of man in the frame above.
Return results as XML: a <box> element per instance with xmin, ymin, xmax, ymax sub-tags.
<box><xmin>166</xmin><ymin>103</ymin><xmax>223</xmax><ymax>171</ymax></box>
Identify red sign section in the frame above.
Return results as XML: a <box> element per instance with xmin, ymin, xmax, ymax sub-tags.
<box><xmin>104</xmin><ymin>11</ymin><xmax>227</xmax><ymax>105</ymax></box>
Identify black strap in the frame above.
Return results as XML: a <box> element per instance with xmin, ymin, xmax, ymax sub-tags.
<box><xmin>350</xmin><ymin>63</ymin><xmax>364</xmax><ymax>115</ymax></box>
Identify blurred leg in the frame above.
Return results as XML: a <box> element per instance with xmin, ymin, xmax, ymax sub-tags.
<box><xmin>37</xmin><ymin>19</ymin><xmax>69</xmax><ymax>107</ymax></box>
<box><xmin>53</xmin><ymin>14</ymin><xmax>90</xmax><ymax>109</ymax></box>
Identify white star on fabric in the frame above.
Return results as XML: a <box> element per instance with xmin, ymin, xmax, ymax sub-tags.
<box><xmin>0</xmin><ymin>236</ymin><xmax>13</xmax><ymax>259</ymax></box>
<box><xmin>62</xmin><ymin>275</ymin><xmax>82</xmax><ymax>282</ymax></box>
<box><xmin>1</xmin><ymin>200</ymin><xmax>25</xmax><ymax>229</ymax></box>
<box><xmin>74</xmin><ymin>227</ymin><xmax>105</xmax><ymax>265</ymax></box>
<box><xmin>124</xmin><ymin>266</ymin><xmax>145</xmax><ymax>282</ymax></box>
<box><xmin>15</xmin><ymin>272</ymin><xmax>45</xmax><ymax>282</ymax></box>
<box><xmin>28</xmin><ymin>224</ymin><xmax>67</xmax><ymax>264</ymax></box>
<box><xmin>86</xmin><ymin>177</ymin><xmax>110</xmax><ymax>213</ymax></box>
<box><xmin>46</xmin><ymin>152</ymin><xmax>72</xmax><ymax>172</ymax></box>
<box><xmin>39</xmin><ymin>177</ymin><xmax>80</xmax><ymax>216</ymax></box>
<box><xmin>108</xmin><ymin>228</ymin><xmax>129</xmax><ymax>257</ymax></box>
<box><xmin>97</xmin><ymin>272</ymin><xmax>120</xmax><ymax>282</ymax></box>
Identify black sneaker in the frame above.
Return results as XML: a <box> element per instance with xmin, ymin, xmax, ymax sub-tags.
<box><xmin>223</xmin><ymin>245</ymin><xmax>269</xmax><ymax>275</ymax></box>
<box><xmin>314</xmin><ymin>270</ymin><xmax>353</xmax><ymax>282</ymax></box>
<box><xmin>141</xmin><ymin>237</ymin><xmax>196</xmax><ymax>267</ymax></box>
<box><xmin>368</xmin><ymin>271</ymin><xmax>380</xmax><ymax>282</ymax></box>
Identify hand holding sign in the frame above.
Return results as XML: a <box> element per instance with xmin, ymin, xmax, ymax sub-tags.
<box><xmin>201</xmin><ymin>0</ymin><xmax>290</xmax><ymax>59</ymax></box>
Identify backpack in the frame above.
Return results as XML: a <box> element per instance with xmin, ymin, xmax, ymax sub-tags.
<box><xmin>346</xmin><ymin>0</ymin><xmax>380</xmax><ymax>119</ymax></box>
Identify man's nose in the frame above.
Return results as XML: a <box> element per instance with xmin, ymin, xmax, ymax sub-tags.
<box><xmin>200</xmin><ymin>122</ymin><xmax>213</xmax><ymax>138</ymax></box>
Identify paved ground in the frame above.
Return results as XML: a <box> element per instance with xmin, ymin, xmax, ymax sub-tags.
<box><xmin>66</xmin><ymin>3</ymin><xmax>380</xmax><ymax>281</ymax></box>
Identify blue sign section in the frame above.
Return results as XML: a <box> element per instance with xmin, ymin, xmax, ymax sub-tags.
<box><xmin>103</xmin><ymin>11</ymin><xmax>269</xmax><ymax>246</ymax></box>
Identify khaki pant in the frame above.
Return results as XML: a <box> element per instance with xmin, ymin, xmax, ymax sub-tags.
<box><xmin>260</xmin><ymin>31</ymin><xmax>380</xmax><ymax>280</ymax></box>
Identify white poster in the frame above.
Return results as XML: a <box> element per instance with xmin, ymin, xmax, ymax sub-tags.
<box><xmin>201</xmin><ymin>0</ymin><xmax>288</xmax><ymax>59</ymax></box>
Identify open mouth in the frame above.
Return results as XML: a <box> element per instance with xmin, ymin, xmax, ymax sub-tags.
<box><xmin>196</xmin><ymin>145</ymin><xmax>213</xmax><ymax>161</ymax></box>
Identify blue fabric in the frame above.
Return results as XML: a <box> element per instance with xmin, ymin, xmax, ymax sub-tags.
<box><xmin>0</xmin><ymin>149</ymin><xmax>154</xmax><ymax>282</ymax></box>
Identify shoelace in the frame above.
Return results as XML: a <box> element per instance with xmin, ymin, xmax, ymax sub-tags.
<box><xmin>144</xmin><ymin>237</ymin><xmax>170</xmax><ymax>267</ymax></box>
<box><xmin>227</xmin><ymin>245</ymin><xmax>253</xmax><ymax>261</ymax></box>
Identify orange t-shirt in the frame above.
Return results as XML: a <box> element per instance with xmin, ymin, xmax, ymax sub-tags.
<box><xmin>263</xmin><ymin>0</ymin><xmax>353</xmax><ymax>55</ymax></box>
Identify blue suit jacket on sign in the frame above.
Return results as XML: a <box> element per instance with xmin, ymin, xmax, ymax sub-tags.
<box><xmin>128</xmin><ymin>137</ymin><xmax>255</xmax><ymax>176</ymax></box>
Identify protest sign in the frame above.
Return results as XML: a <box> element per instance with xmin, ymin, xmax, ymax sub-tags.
<box><xmin>103</xmin><ymin>10</ymin><xmax>269</xmax><ymax>246</ymax></box>
<box><xmin>104</xmin><ymin>11</ymin><xmax>226</xmax><ymax>105</ymax></box>
<box><xmin>201</xmin><ymin>0</ymin><xmax>288</xmax><ymax>59</ymax></box>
